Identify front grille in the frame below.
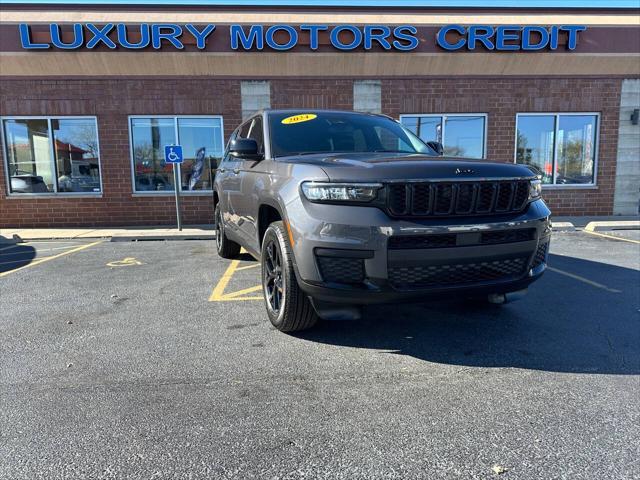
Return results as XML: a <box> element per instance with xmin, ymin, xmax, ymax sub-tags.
<box><xmin>387</xmin><ymin>180</ymin><xmax>530</xmax><ymax>218</ymax></box>
<box><xmin>317</xmin><ymin>256</ymin><xmax>365</xmax><ymax>284</ymax></box>
<box><xmin>480</xmin><ymin>229</ymin><xmax>536</xmax><ymax>245</ymax></box>
<box><xmin>388</xmin><ymin>234</ymin><xmax>457</xmax><ymax>250</ymax></box>
<box><xmin>388</xmin><ymin>229</ymin><xmax>536</xmax><ymax>250</ymax></box>
<box><xmin>388</xmin><ymin>257</ymin><xmax>529</xmax><ymax>290</ymax></box>
<box><xmin>532</xmin><ymin>240</ymin><xmax>549</xmax><ymax>268</ymax></box>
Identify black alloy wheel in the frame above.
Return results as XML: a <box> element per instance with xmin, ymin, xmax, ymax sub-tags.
<box><xmin>261</xmin><ymin>221</ymin><xmax>318</xmax><ymax>332</ymax></box>
<box><xmin>263</xmin><ymin>239</ymin><xmax>284</xmax><ymax>314</ymax></box>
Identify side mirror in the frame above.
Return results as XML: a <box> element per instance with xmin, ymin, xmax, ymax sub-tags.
<box><xmin>230</xmin><ymin>138</ymin><xmax>261</xmax><ymax>158</ymax></box>
<box><xmin>426</xmin><ymin>141</ymin><xmax>444</xmax><ymax>156</ymax></box>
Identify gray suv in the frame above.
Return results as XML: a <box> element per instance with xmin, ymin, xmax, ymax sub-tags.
<box><xmin>214</xmin><ymin>110</ymin><xmax>551</xmax><ymax>332</ymax></box>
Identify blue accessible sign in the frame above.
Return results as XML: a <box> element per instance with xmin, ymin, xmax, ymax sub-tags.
<box><xmin>164</xmin><ymin>145</ymin><xmax>183</xmax><ymax>164</ymax></box>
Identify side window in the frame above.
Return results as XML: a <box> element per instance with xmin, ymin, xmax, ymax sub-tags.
<box><xmin>373</xmin><ymin>125</ymin><xmax>414</xmax><ymax>152</ymax></box>
<box><xmin>238</xmin><ymin>121</ymin><xmax>251</xmax><ymax>139</ymax></box>
<box><xmin>249</xmin><ymin>116</ymin><xmax>264</xmax><ymax>153</ymax></box>
<box><xmin>222</xmin><ymin>130</ymin><xmax>237</xmax><ymax>164</ymax></box>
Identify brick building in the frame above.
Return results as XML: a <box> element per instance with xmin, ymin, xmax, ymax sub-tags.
<box><xmin>0</xmin><ymin>1</ymin><xmax>639</xmax><ymax>227</ymax></box>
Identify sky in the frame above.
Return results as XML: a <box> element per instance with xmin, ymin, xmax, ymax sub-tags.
<box><xmin>3</xmin><ymin>0</ymin><xmax>638</xmax><ymax>7</ymax></box>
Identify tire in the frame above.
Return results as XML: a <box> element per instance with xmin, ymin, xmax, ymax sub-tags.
<box><xmin>261</xmin><ymin>221</ymin><xmax>319</xmax><ymax>332</ymax></box>
<box><xmin>214</xmin><ymin>204</ymin><xmax>241</xmax><ymax>259</ymax></box>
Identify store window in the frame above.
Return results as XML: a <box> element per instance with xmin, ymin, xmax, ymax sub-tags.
<box><xmin>400</xmin><ymin>114</ymin><xmax>487</xmax><ymax>159</ymax></box>
<box><xmin>2</xmin><ymin>117</ymin><xmax>101</xmax><ymax>194</ymax></box>
<box><xmin>129</xmin><ymin>116</ymin><xmax>224</xmax><ymax>193</ymax></box>
<box><xmin>516</xmin><ymin>113</ymin><xmax>598</xmax><ymax>185</ymax></box>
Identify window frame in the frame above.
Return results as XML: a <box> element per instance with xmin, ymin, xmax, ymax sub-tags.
<box><xmin>1</xmin><ymin>115</ymin><xmax>103</xmax><ymax>197</ymax></box>
<box><xmin>128</xmin><ymin>114</ymin><xmax>225</xmax><ymax>196</ymax></box>
<box><xmin>398</xmin><ymin>113</ymin><xmax>488</xmax><ymax>159</ymax></box>
<box><xmin>514</xmin><ymin>112</ymin><xmax>600</xmax><ymax>189</ymax></box>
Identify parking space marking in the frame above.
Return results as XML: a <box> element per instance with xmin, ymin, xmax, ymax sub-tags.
<box><xmin>581</xmin><ymin>229</ymin><xmax>640</xmax><ymax>244</ymax></box>
<box><xmin>209</xmin><ymin>257</ymin><xmax>263</xmax><ymax>302</ymax></box>
<box><xmin>0</xmin><ymin>240</ymin><xmax>103</xmax><ymax>278</ymax></box>
<box><xmin>547</xmin><ymin>266</ymin><xmax>622</xmax><ymax>293</ymax></box>
<box><xmin>106</xmin><ymin>257</ymin><xmax>143</xmax><ymax>267</ymax></box>
<box><xmin>235</xmin><ymin>264</ymin><xmax>260</xmax><ymax>272</ymax></box>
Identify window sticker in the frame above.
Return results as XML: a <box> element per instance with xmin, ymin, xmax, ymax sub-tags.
<box><xmin>281</xmin><ymin>114</ymin><xmax>317</xmax><ymax>125</ymax></box>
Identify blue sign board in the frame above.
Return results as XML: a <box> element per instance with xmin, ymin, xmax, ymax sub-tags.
<box><xmin>164</xmin><ymin>145</ymin><xmax>183</xmax><ymax>164</ymax></box>
<box><xmin>18</xmin><ymin>23</ymin><xmax>587</xmax><ymax>52</ymax></box>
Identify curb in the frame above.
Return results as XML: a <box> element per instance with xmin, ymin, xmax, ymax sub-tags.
<box><xmin>110</xmin><ymin>234</ymin><xmax>216</xmax><ymax>242</ymax></box>
<box><xmin>551</xmin><ymin>222</ymin><xmax>576</xmax><ymax>232</ymax></box>
<box><xmin>584</xmin><ymin>221</ymin><xmax>640</xmax><ymax>232</ymax></box>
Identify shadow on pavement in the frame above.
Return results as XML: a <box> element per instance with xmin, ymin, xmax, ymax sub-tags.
<box><xmin>297</xmin><ymin>254</ymin><xmax>640</xmax><ymax>375</ymax></box>
<box><xmin>0</xmin><ymin>242</ymin><xmax>36</xmax><ymax>274</ymax></box>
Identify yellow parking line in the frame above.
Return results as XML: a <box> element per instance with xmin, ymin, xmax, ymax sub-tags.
<box><xmin>209</xmin><ymin>259</ymin><xmax>241</xmax><ymax>301</ymax></box>
<box><xmin>0</xmin><ymin>240</ymin><xmax>103</xmax><ymax>278</ymax></box>
<box><xmin>582</xmin><ymin>229</ymin><xmax>640</xmax><ymax>244</ymax></box>
<box><xmin>235</xmin><ymin>264</ymin><xmax>260</xmax><ymax>272</ymax></box>
<box><xmin>221</xmin><ymin>285</ymin><xmax>263</xmax><ymax>300</ymax></box>
<box><xmin>547</xmin><ymin>266</ymin><xmax>621</xmax><ymax>293</ymax></box>
<box><xmin>209</xmin><ymin>257</ymin><xmax>263</xmax><ymax>302</ymax></box>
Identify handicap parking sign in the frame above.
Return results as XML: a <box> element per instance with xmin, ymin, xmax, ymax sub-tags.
<box><xmin>164</xmin><ymin>145</ymin><xmax>183</xmax><ymax>164</ymax></box>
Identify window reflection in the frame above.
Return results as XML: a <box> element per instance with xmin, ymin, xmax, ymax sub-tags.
<box><xmin>444</xmin><ymin>116</ymin><xmax>485</xmax><ymax>158</ymax></box>
<box><xmin>404</xmin><ymin>116</ymin><xmax>442</xmax><ymax>145</ymax></box>
<box><xmin>556</xmin><ymin>115</ymin><xmax>597</xmax><ymax>185</ymax></box>
<box><xmin>177</xmin><ymin>118</ymin><xmax>223</xmax><ymax>191</ymax></box>
<box><xmin>516</xmin><ymin>115</ymin><xmax>555</xmax><ymax>184</ymax></box>
<box><xmin>131</xmin><ymin>118</ymin><xmax>176</xmax><ymax>192</ymax></box>
<box><xmin>516</xmin><ymin>114</ymin><xmax>597</xmax><ymax>185</ymax></box>
<box><xmin>52</xmin><ymin>119</ymin><xmax>101</xmax><ymax>192</ymax></box>
<box><xmin>131</xmin><ymin>117</ymin><xmax>224</xmax><ymax>193</ymax></box>
<box><xmin>3</xmin><ymin>117</ymin><xmax>102</xmax><ymax>194</ymax></box>
<box><xmin>4</xmin><ymin>119</ymin><xmax>53</xmax><ymax>193</ymax></box>
<box><xmin>401</xmin><ymin>115</ymin><xmax>485</xmax><ymax>159</ymax></box>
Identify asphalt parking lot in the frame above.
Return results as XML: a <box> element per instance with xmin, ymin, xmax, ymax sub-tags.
<box><xmin>1</xmin><ymin>230</ymin><xmax>639</xmax><ymax>479</ymax></box>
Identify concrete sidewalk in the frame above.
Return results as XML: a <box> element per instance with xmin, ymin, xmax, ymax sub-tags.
<box><xmin>0</xmin><ymin>225</ymin><xmax>215</xmax><ymax>243</ymax></box>
<box><xmin>1</xmin><ymin>216</ymin><xmax>638</xmax><ymax>242</ymax></box>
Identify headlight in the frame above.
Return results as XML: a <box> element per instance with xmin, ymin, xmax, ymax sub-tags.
<box><xmin>529</xmin><ymin>179</ymin><xmax>542</xmax><ymax>201</ymax></box>
<box><xmin>301</xmin><ymin>182</ymin><xmax>382</xmax><ymax>202</ymax></box>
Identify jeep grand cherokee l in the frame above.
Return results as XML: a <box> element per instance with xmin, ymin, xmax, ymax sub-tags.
<box><xmin>213</xmin><ymin>110</ymin><xmax>550</xmax><ymax>332</ymax></box>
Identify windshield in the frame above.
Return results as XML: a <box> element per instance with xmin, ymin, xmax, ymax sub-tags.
<box><xmin>268</xmin><ymin>111</ymin><xmax>437</xmax><ymax>158</ymax></box>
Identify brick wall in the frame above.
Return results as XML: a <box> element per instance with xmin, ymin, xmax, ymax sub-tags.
<box><xmin>383</xmin><ymin>77</ymin><xmax>622</xmax><ymax>216</ymax></box>
<box><xmin>0</xmin><ymin>79</ymin><xmax>242</xmax><ymax>227</ymax></box>
<box><xmin>0</xmin><ymin>77</ymin><xmax>622</xmax><ymax>227</ymax></box>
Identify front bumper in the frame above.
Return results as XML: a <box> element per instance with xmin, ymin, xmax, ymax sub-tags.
<box><xmin>287</xmin><ymin>198</ymin><xmax>551</xmax><ymax>305</ymax></box>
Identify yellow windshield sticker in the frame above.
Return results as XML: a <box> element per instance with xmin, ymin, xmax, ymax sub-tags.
<box><xmin>281</xmin><ymin>114</ymin><xmax>317</xmax><ymax>125</ymax></box>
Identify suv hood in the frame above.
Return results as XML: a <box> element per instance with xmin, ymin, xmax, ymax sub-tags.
<box><xmin>279</xmin><ymin>152</ymin><xmax>537</xmax><ymax>182</ymax></box>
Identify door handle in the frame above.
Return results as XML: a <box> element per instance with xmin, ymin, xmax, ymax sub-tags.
<box><xmin>233</xmin><ymin>168</ymin><xmax>240</xmax><ymax>175</ymax></box>
<box><xmin>218</xmin><ymin>168</ymin><xmax>226</xmax><ymax>173</ymax></box>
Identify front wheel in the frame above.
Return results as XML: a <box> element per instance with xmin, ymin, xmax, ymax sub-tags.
<box><xmin>261</xmin><ymin>221</ymin><xmax>318</xmax><ymax>332</ymax></box>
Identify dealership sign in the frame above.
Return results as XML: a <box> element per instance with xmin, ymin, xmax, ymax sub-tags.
<box><xmin>19</xmin><ymin>23</ymin><xmax>587</xmax><ymax>51</ymax></box>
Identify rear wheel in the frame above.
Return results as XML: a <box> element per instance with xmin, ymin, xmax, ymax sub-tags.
<box><xmin>215</xmin><ymin>204</ymin><xmax>240</xmax><ymax>259</ymax></box>
<box><xmin>261</xmin><ymin>221</ymin><xmax>318</xmax><ymax>332</ymax></box>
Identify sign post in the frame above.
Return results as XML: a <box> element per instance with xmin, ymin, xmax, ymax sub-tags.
<box><xmin>164</xmin><ymin>145</ymin><xmax>184</xmax><ymax>231</ymax></box>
